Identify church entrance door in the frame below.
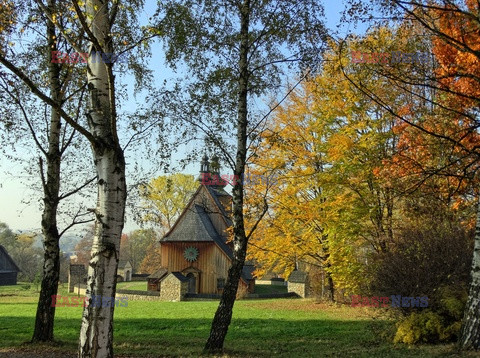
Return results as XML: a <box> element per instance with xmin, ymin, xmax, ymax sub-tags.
<box><xmin>186</xmin><ymin>273</ymin><xmax>196</xmax><ymax>294</ymax></box>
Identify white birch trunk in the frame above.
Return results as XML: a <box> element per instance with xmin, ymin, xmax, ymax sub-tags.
<box><xmin>78</xmin><ymin>0</ymin><xmax>126</xmax><ymax>356</ymax></box>
<box><xmin>459</xmin><ymin>198</ymin><xmax>480</xmax><ymax>349</ymax></box>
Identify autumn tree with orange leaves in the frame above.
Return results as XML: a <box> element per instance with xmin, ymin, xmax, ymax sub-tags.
<box><xmin>343</xmin><ymin>0</ymin><xmax>480</xmax><ymax>349</ymax></box>
<box><xmin>399</xmin><ymin>2</ymin><xmax>480</xmax><ymax>349</ymax></box>
<box><xmin>246</xmin><ymin>19</ymin><xmax>478</xmax><ymax>312</ymax></box>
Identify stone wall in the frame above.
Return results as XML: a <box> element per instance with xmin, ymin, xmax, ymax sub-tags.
<box><xmin>288</xmin><ymin>282</ymin><xmax>308</xmax><ymax>298</ymax></box>
<box><xmin>160</xmin><ymin>274</ymin><xmax>188</xmax><ymax>301</ymax></box>
<box><xmin>75</xmin><ymin>288</ymin><xmax>161</xmax><ymax>302</ymax></box>
<box><xmin>116</xmin><ymin>289</ymin><xmax>158</xmax><ymax>296</ymax></box>
<box><xmin>115</xmin><ymin>293</ymin><xmax>160</xmax><ymax>302</ymax></box>
<box><xmin>76</xmin><ymin>287</ymin><xmax>299</xmax><ymax>301</ymax></box>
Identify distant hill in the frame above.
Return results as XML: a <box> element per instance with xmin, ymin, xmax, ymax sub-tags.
<box><xmin>32</xmin><ymin>233</ymin><xmax>82</xmax><ymax>256</ymax></box>
<box><xmin>60</xmin><ymin>234</ymin><xmax>82</xmax><ymax>255</ymax></box>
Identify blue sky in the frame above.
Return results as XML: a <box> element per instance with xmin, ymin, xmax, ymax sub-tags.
<box><xmin>0</xmin><ymin>1</ymin><xmax>361</xmax><ymax>234</ymax></box>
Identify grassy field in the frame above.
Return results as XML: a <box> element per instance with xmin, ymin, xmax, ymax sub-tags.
<box><xmin>117</xmin><ymin>281</ymin><xmax>149</xmax><ymax>291</ymax></box>
<box><xmin>0</xmin><ymin>284</ymin><xmax>475</xmax><ymax>357</ymax></box>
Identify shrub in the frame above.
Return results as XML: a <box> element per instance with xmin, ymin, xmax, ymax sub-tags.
<box><xmin>394</xmin><ymin>310</ymin><xmax>462</xmax><ymax>344</ymax></box>
<box><xmin>436</xmin><ymin>285</ymin><xmax>466</xmax><ymax>320</ymax></box>
<box><xmin>368</xmin><ymin>218</ymin><xmax>472</xmax><ymax>316</ymax></box>
<box><xmin>394</xmin><ymin>311</ymin><xmax>441</xmax><ymax>344</ymax></box>
<box><xmin>368</xmin><ymin>210</ymin><xmax>471</xmax><ymax>345</ymax></box>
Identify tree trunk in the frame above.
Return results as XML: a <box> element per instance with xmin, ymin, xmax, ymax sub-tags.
<box><xmin>32</xmin><ymin>0</ymin><xmax>62</xmax><ymax>342</ymax></box>
<box><xmin>78</xmin><ymin>146</ymin><xmax>125</xmax><ymax>358</ymax></box>
<box><xmin>458</xmin><ymin>198</ymin><xmax>480</xmax><ymax>349</ymax></box>
<box><xmin>204</xmin><ymin>239</ymin><xmax>247</xmax><ymax>352</ymax></box>
<box><xmin>204</xmin><ymin>0</ymin><xmax>250</xmax><ymax>352</ymax></box>
<box><xmin>31</xmin><ymin>148</ymin><xmax>61</xmax><ymax>343</ymax></box>
<box><xmin>31</xmin><ymin>145</ymin><xmax>61</xmax><ymax>343</ymax></box>
<box><xmin>327</xmin><ymin>273</ymin><xmax>335</xmax><ymax>302</ymax></box>
<box><xmin>78</xmin><ymin>0</ymin><xmax>126</xmax><ymax>356</ymax></box>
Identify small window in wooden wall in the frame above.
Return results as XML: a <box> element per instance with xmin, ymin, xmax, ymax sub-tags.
<box><xmin>217</xmin><ymin>278</ymin><xmax>226</xmax><ymax>289</ymax></box>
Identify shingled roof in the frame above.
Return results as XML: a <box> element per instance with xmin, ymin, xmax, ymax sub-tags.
<box><xmin>118</xmin><ymin>260</ymin><xmax>132</xmax><ymax>269</ymax></box>
<box><xmin>205</xmin><ymin>186</ymin><xmax>232</xmax><ymax>227</ymax></box>
<box><xmin>169</xmin><ymin>272</ymin><xmax>189</xmax><ymax>282</ymax></box>
<box><xmin>161</xmin><ymin>204</ymin><xmax>233</xmax><ymax>259</ymax></box>
<box><xmin>0</xmin><ymin>245</ymin><xmax>20</xmax><ymax>273</ymax></box>
<box><xmin>288</xmin><ymin>270</ymin><xmax>308</xmax><ymax>283</ymax></box>
<box><xmin>148</xmin><ymin>268</ymin><xmax>168</xmax><ymax>280</ymax></box>
<box><xmin>241</xmin><ymin>263</ymin><xmax>255</xmax><ymax>282</ymax></box>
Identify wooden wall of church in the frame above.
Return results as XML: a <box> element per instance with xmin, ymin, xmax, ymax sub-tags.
<box><xmin>161</xmin><ymin>242</ymin><xmax>231</xmax><ymax>294</ymax></box>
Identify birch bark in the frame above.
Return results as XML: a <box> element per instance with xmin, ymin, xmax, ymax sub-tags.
<box><xmin>459</xmin><ymin>199</ymin><xmax>480</xmax><ymax>349</ymax></box>
<box><xmin>78</xmin><ymin>0</ymin><xmax>126</xmax><ymax>356</ymax></box>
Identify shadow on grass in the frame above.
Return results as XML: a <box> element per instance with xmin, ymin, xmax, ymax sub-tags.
<box><xmin>0</xmin><ymin>314</ymin><xmax>455</xmax><ymax>357</ymax></box>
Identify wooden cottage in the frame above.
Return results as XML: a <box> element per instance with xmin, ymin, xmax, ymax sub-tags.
<box><xmin>158</xmin><ymin>154</ymin><xmax>255</xmax><ymax>295</ymax></box>
<box><xmin>117</xmin><ymin>260</ymin><xmax>133</xmax><ymax>282</ymax></box>
<box><xmin>0</xmin><ymin>245</ymin><xmax>20</xmax><ymax>285</ymax></box>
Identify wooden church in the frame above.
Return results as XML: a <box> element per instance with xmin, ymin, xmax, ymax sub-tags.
<box><xmin>153</xmin><ymin>154</ymin><xmax>255</xmax><ymax>295</ymax></box>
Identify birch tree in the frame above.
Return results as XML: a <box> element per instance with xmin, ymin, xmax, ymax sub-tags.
<box><xmin>0</xmin><ymin>0</ymin><xmax>93</xmax><ymax>342</ymax></box>
<box><xmin>71</xmin><ymin>1</ymin><xmax>125</xmax><ymax>355</ymax></box>
<box><xmin>1</xmin><ymin>0</ymin><xmax>159</xmax><ymax>355</ymax></box>
<box><xmin>156</xmin><ymin>0</ymin><xmax>327</xmax><ymax>351</ymax></box>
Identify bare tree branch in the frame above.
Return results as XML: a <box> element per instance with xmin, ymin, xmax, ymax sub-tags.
<box><xmin>0</xmin><ymin>55</ymin><xmax>95</xmax><ymax>143</ymax></box>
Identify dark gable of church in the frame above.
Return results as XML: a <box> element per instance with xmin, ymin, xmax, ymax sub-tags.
<box><xmin>0</xmin><ymin>245</ymin><xmax>20</xmax><ymax>286</ymax></box>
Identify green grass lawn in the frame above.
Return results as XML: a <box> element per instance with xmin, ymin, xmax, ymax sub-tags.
<box><xmin>0</xmin><ymin>284</ymin><xmax>472</xmax><ymax>357</ymax></box>
<box><xmin>117</xmin><ymin>281</ymin><xmax>148</xmax><ymax>291</ymax></box>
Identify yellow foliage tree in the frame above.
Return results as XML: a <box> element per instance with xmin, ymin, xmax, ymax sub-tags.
<box><xmin>138</xmin><ymin>173</ymin><xmax>198</xmax><ymax>233</ymax></box>
<box><xmin>245</xmin><ymin>29</ymin><xmax>417</xmax><ymax>296</ymax></box>
<box><xmin>137</xmin><ymin>173</ymin><xmax>197</xmax><ymax>273</ymax></box>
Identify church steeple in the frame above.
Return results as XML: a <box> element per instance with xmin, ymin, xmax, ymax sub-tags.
<box><xmin>200</xmin><ymin>153</ymin><xmax>209</xmax><ymax>173</ymax></box>
<box><xmin>209</xmin><ymin>154</ymin><xmax>227</xmax><ymax>188</ymax></box>
<box><xmin>197</xmin><ymin>153</ymin><xmax>227</xmax><ymax>188</ymax></box>
<box><xmin>197</xmin><ymin>153</ymin><xmax>210</xmax><ymax>182</ymax></box>
<box><xmin>210</xmin><ymin>154</ymin><xmax>220</xmax><ymax>176</ymax></box>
